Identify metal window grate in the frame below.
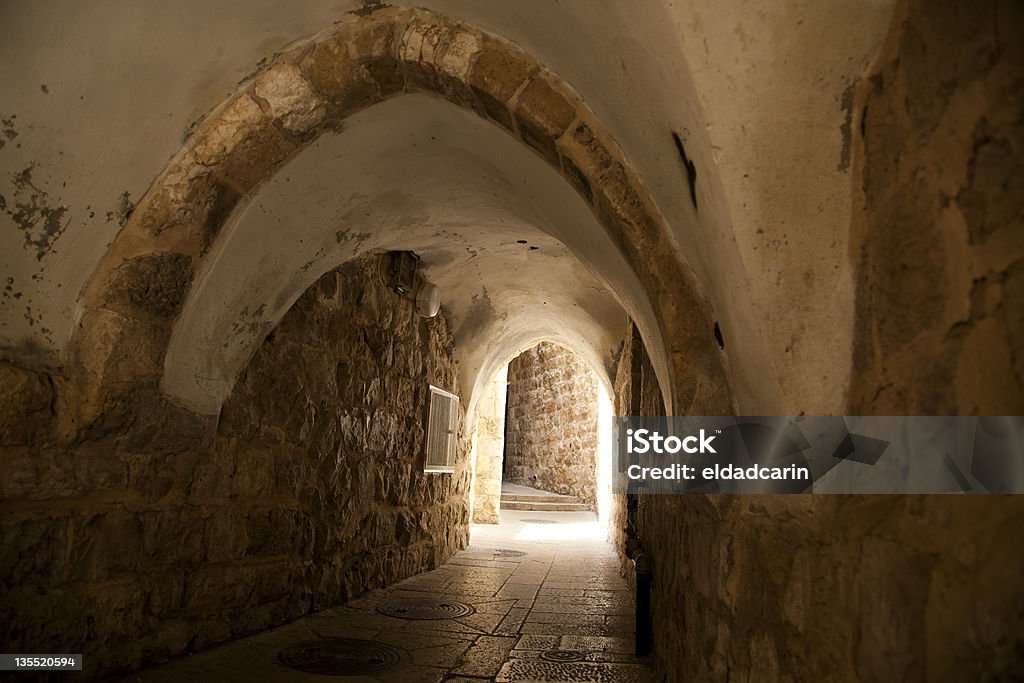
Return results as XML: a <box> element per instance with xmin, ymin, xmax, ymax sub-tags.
<box><xmin>425</xmin><ymin>385</ymin><xmax>459</xmax><ymax>472</ymax></box>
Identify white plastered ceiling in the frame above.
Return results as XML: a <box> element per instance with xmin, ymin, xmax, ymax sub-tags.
<box><xmin>163</xmin><ymin>94</ymin><xmax>652</xmax><ymax>418</ymax></box>
<box><xmin>0</xmin><ymin>0</ymin><xmax>896</xmax><ymax>415</ymax></box>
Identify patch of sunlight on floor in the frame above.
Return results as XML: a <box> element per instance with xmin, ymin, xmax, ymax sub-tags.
<box><xmin>471</xmin><ymin>509</ymin><xmax>608</xmax><ymax>545</ymax></box>
<box><xmin>514</xmin><ymin>520</ymin><xmax>606</xmax><ymax>542</ymax></box>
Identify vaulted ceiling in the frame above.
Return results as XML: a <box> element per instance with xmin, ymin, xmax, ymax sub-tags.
<box><xmin>0</xmin><ymin>0</ymin><xmax>897</xmax><ymax>416</ymax></box>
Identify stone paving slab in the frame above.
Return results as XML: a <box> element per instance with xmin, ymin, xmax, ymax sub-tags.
<box><xmin>510</xmin><ymin>649</ymin><xmax>641</xmax><ymax>664</ymax></box>
<box><xmin>112</xmin><ymin>510</ymin><xmax>652</xmax><ymax>682</ymax></box>
<box><xmin>451</xmin><ymin>634</ymin><xmax>519</xmax><ymax>677</ymax></box>
<box><xmin>495</xmin><ymin>659</ymin><xmax>652</xmax><ymax>682</ymax></box>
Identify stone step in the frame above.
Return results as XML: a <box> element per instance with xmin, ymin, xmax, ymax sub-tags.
<box><xmin>501</xmin><ymin>493</ymin><xmax>581</xmax><ymax>504</ymax></box>
<box><xmin>500</xmin><ymin>500</ymin><xmax>592</xmax><ymax>512</ymax></box>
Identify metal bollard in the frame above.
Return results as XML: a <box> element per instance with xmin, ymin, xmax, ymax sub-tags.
<box><xmin>634</xmin><ymin>551</ymin><xmax>652</xmax><ymax>657</ymax></box>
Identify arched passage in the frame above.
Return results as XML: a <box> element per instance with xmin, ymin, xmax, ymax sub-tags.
<box><xmin>162</xmin><ymin>94</ymin><xmax>640</xmax><ymax>422</ymax></box>
<box><xmin>1</xmin><ymin>2</ymin><xmax>1022</xmax><ymax>682</ymax></box>
<box><xmin>467</xmin><ymin>339</ymin><xmax>615</xmax><ymax>528</ymax></box>
<box><xmin>70</xmin><ymin>7</ymin><xmax>734</xmax><ymax>440</ymax></box>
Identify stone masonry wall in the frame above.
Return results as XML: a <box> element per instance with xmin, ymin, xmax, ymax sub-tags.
<box><xmin>610</xmin><ymin>322</ymin><xmax>664</xmax><ymax>579</ymax></box>
<box><xmin>615</xmin><ymin>4</ymin><xmax>1024</xmax><ymax>679</ymax></box>
<box><xmin>848</xmin><ymin>0</ymin><xmax>1024</xmax><ymax>415</ymax></box>
<box><xmin>470</xmin><ymin>366</ymin><xmax>508</xmax><ymax>524</ymax></box>
<box><xmin>504</xmin><ymin>342</ymin><xmax>598</xmax><ymax>505</ymax></box>
<box><xmin>0</xmin><ymin>255</ymin><xmax>470</xmax><ymax>681</ymax></box>
<box><xmin>613</xmin><ymin>318</ymin><xmax>1024</xmax><ymax>682</ymax></box>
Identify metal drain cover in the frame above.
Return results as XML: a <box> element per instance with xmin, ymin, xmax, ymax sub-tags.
<box><xmin>278</xmin><ymin>637</ymin><xmax>409</xmax><ymax>675</ymax></box>
<box><xmin>541</xmin><ymin>649</ymin><xmax>587</xmax><ymax>662</ymax></box>
<box><xmin>493</xmin><ymin>548</ymin><xmax>527</xmax><ymax>557</ymax></box>
<box><xmin>377</xmin><ymin>598</ymin><xmax>476</xmax><ymax>620</ymax></box>
<box><xmin>521</xmin><ymin>518</ymin><xmax>557</xmax><ymax>524</ymax></box>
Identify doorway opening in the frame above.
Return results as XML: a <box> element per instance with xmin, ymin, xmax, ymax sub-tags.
<box><xmin>468</xmin><ymin>342</ymin><xmax>614</xmax><ymax>540</ymax></box>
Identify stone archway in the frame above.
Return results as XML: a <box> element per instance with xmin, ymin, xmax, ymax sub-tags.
<box><xmin>69</xmin><ymin>7</ymin><xmax>734</xmax><ymax>442</ymax></box>
<box><xmin>468</xmin><ymin>339</ymin><xmax>615</xmax><ymax>526</ymax></box>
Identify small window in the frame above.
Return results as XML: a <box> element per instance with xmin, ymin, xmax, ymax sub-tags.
<box><xmin>425</xmin><ymin>385</ymin><xmax>459</xmax><ymax>473</ymax></box>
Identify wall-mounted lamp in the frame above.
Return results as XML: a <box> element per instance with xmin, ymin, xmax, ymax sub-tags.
<box><xmin>416</xmin><ymin>281</ymin><xmax>441</xmax><ymax>318</ymax></box>
<box><xmin>389</xmin><ymin>250</ymin><xmax>419</xmax><ymax>294</ymax></box>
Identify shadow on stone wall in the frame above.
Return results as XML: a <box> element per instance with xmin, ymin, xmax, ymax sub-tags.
<box><xmin>0</xmin><ymin>255</ymin><xmax>471</xmax><ymax>680</ymax></box>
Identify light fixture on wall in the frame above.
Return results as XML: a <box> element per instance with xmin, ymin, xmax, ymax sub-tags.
<box><xmin>388</xmin><ymin>250</ymin><xmax>419</xmax><ymax>294</ymax></box>
<box><xmin>416</xmin><ymin>281</ymin><xmax>441</xmax><ymax>318</ymax></box>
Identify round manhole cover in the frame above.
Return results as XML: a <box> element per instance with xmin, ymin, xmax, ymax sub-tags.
<box><xmin>541</xmin><ymin>649</ymin><xmax>587</xmax><ymax>662</ymax></box>
<box><xmin>377</xmin><ymin>598</ymin><xmax>477</xmax><ymax>620</ymax></box>
<box><xmin>493</xmin><ymin>548</ymin><xmax>527</xmax><ymax>558</ymax></box>
<box><xmin>278</xmin><ymin>638</ymin><xmax>409</xmax><ymax>675</ymax></box>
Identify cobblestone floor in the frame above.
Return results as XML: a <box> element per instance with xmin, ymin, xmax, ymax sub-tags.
<box><xmin>113</xmin><ymin>510</ymin><xmax>653</xmax><ymax>682</ymax></box>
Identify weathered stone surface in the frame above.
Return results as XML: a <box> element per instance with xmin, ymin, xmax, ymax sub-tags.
<box><xmin>191</xmin><ymin>93</ymin><xmax>296</xmax><ymax>193</ymax></box>
<box><xmin>468</xmin><ymin>34</ymin><xmax>537</xmax><ymax>131</ymax></box>
<box><xmin>557</xmin><ymin>122</ymin><xmax>616</xmax><ymax>205</ymax></box>
<box><xmin>958</xmin><ymin>122</ymin><xmax>1023</xmax><ymax>245</ymax></box>
<box><xmin>615</xmin><ymin>315</ymin><xmax>1024</xmax><ymax>682</ymax></box>
<box><xmin>849</xmin><ymin>0</ymin><xmax>1024</xmax><ymax>415</ymax></box>
<box><xmin>0</xmin><ymin>516</ymin><xmax>68</xmax><ymax>586</ymax></box>
<box><xmin>514</xmin><ymin>75</ymin><xmax>577</xmax><ymax>165</ymax></box>
<box><xmin>399</xmin><ymin>15</ymin><xmax>482</xmax><ymax>112</ymax></box>
<box><xmin>298</xmin><ymin>36</ymin><xmax>388</xmax><ymax>119</ymax></box>
<box><xmin>107</xmin><ymin>252</ymin><xmax>192</xmax><ymax>318</ymax></box>
<box><xmin>71</xmin><ymin>308</ymin><xmax>171</xmax><ymax>432</ymax></box>
<box><xmin>0</xmin><ymin>362</ymin><xmax>54</xmax><ymax>445</ymax></box>
<box><xmin>0</xmin><ymin>255</ymin><xmax>469</xmax><ymax>681</ymax></box>
<box><xmin>470</xmin><ymin>366</ymin><xmax>507</xmax><ymax>523</ymax></box>
<box><xmin>1</xmin><ymin>446</ymin><xmax>130</xmax><ymax>501</ymax></box>
<box><xmin>125</xmin><ymin>391</ymin><xmax>216</xmax><ymax>453</ymax></box>
<box><xmin>252</xmin><ymin>59</ymin><xmax>326</xmax><ymax>134</ymax></box>
<box><xmin>592</xmin><ymin>163</ymin><xmax>657</xmax><ymax>258</ymax></box>
<box><xmin>504</xmin><ymin>342</ymin><xmax>598</xmax><ymax>505</ymax></box>
<box><xmin>132</xmin><ymin>152</ymin><xmax>242</xmax><ymax>244</ymax></box>
<box><xmin>67</xmin><ymin>510</ymin><xmax>144</xmax><ymax>583</ymax></box>
<box><xmin>436</xmin><ymin>27</ymin><xmax>482</xmax><ymax>83</ymax></box>
<box><xmin>399</xmin><ymin>16</ymin><xmax>456</xmax><ymax>89</ymax></box>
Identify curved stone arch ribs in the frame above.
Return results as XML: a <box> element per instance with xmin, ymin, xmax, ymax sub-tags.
<box><xmin>72</xmin><ymin>7</ymin><xmax>734</xmax><ymax>435</ymax></box>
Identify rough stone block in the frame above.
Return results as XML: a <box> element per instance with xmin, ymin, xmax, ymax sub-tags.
<box><xmin>246</xmin><ymin>508</ymin><xmax>300</xmax><ymax>556</ymax></box>
<box><xmin>140</xmin><ymin>508</ymin><xmax>206</xmax><ymax>567</ymax></box>
<box><xmin>0</xmin><ymin>362</ymin><xmax>55</xmax><ymax>446</ymax></box>
<box><xmin>232</xmin><ymin>447</ymin><xmax>276</xmax><ymax>497</ymax></box>
<box><xmin>191</xmin><ymin>93</ymin><xmax>296</xmax><ymax>193</ymax></box>
<box><xmin>558</xmin><ymin>122</ymin><xmax>617</xmax><ymax>203</ymax></box>
<box><xmin>253</xmin><ymin>59</ymin><xmax>327</xmax><ymax>134</ymax></box>
<box><xmin>145</xmin><ymin>572</ymin><xmax>186</xmax><ymax>618</ymax></box>
<box><xmin>124</xmin><ymin>390</ymin><xmax>216</xmax><ymax>454</ymax></box>
<box><xmin>468</xmin><ymin>35</ymin><xmax>537</xmax><ymax>131</ymax></box>
<box><xmin>0</xmin><ymin>516</ymin><xmax>67</xmax><ymax>586</ymax></box>
<box><xmin>593</xmin><ymin>174</ymin><xmax>662</xmax><ymax>267</ymax></box>
<box><xmin>436</xmin><ymin>28</ymin><xmax>482</xmax><ymax>83</ymax></box>
<box><xmin>107</xmin><ymin>251</ymin><xmax>193</xmax><ymax>319</ymax></box>
<box><xmin>130</xmin><ymin>151</ymin><xmax>232</xmax><ymax>242</ymax></box>
<box><xmin>398</xmin><ymin>16</ymin><xmax>480</xmax><ymax>111</ymax></box>
<box><xmin>204</xmin><ymin>511</ymin><xmax>249</xmax><ymax>563</ymax></box>
<box><xmin>514</xmin><ymin>75</ymin><xmax>577</xmax><ymax>165</ymax></box>
<box><xmin>71</xmin><ymin>309</ymin><xmax>174</xmax><ymax>438</ymax></box>
<box><xmin>399</xmin><ymin>16</ymin><xmax>453</xmax><ymax>87</ymax></box>
<box><xmin>298</xmin><ymin>41</ymin><xmax>385</xmax><ymax>119</ymax></box>
<box><xmin>67</xmin><ymin>511</ymin><xmax>143</xmax><ymax>582</ymax></box>
<box><xmin>187</xmin><ymin>446</ymin><xmax>235</xmax><ymax>501</ymax></box>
